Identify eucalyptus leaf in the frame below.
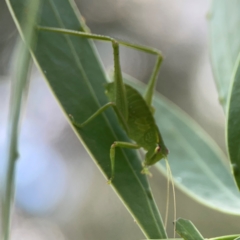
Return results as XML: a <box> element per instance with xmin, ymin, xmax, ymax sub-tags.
<box><xmin>227</xmin><ymin>57</ymin><xmax>240</xmax><ymax>190</ymax></box>
<box><xmin>6</xmin><ymin>0</ymin><xmax>168</xmax><ymax>238</ymax></box>
<box><xmin>124</xmin><ymin>75</ymin><xmax>240</xmax><ymax>215</ymax></box>
<box><xmin>175</xmin><ymin>218</ymin><xmax>204</xmax><ymax>240</ymax></box>
<box><xmin>210</xmin><ymin>0</ymin><xmax>240</xmax><ymax>192</ymax></box>
<box><xmin>209</xmin><ymin>0</ymin><xmax>240</xmax><ymax>111</ymax></box>
<box><xmin>147</xmin><ymin>237</ymin><xmax>240</xmax><ymax>240</ymax></box>
<box><xmin>209</xmin><ymin>235</ymin><xmax>240</xmax><ymax>240</ymax></box>
<box><xmin>2</xmin><ymin>1</ymin><xmax>40</xmax><ymax>239</ymax></box>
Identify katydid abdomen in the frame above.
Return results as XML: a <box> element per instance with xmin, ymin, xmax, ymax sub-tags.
<box><xmin>105</xmin><ymin>82</ymin><xmax>168</xmax><ymax>167</ymax></box>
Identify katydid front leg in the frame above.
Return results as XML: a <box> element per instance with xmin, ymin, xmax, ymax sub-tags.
<box><xmin>109</xmin><ymin>141</ymin><xmax>140</xmax><ymax>184</ymax></box>
<box><xmin>70</xmin><ymin>111</ymin><xmax>140</xmax><ymax>184</ymax></box>
<box><xmin>69</xmin><ymin>103</ymin><xmax>138</xmax><ymax>183</ymax></box>
<box><xmin>69</xmin><ymin>102</ymin><xmax>129</xmax><ymax>133</ymax></box>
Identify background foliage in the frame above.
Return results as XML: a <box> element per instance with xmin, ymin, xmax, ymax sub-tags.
<box><xmin>0</xmin><ymin>0</ymin><xmax>240</xmax><ymax>239</ymax></box>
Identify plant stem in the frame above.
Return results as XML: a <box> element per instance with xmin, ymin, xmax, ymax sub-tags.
<box><xmin>1</xmin><ymin>1</ymin><xmax>40</xmax><ymax>239</ymax></box>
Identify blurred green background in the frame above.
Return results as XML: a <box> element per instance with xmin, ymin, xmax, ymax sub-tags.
<box><xmin>0</xmin><ymin>0</ymin><xmax>239</xmax><ymax>239</ymax></box>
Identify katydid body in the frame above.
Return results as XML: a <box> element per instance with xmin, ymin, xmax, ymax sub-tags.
<box><xmin>105</xmin><ymin>82</ymin><xmax>168</xmax><ymax>165</ymax></box>
<box><xmin>38</xmin><ymin>26</ymin><xmax>169</xmax><ymax>183</ymax></box>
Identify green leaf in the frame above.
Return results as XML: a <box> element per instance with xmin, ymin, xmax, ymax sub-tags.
<box><xmin>175</xmin><ymin>218</ymin><xmax>204</xmax><ymax>240</ymax></box>
<box><xmin>2</xmin><ymin>1</ymin><xmax>40</xmax><ymax>239</ymax></box>
<box><xmin>124</xmin><ymin>75</ymin><xmax>240</xmax><ymax>215</ymax></box>
<box><xmin>210</xmin><ymin>0</ymin><xmax>240</xmax><ymax>190</ymax></box>
<box><xmin>227</xmin><ymin>57</ymin><xmax>240</xmax><ymax>190</ymax></box>
<box><xmin>6</xmin><ymin>0</ymin><xmax>167</xmax><ymax>238</ymax></box>
<box><xmin>210</xmin><ymin>234</ymin><xmax>240</xmax><ymax>240</ymax></box>
<box><xmin>209</xmin><ymin>0</ymin><xmax>240</xmax><ymax>110</ymax></box>
<box><xmin>147</xmin><ymin>237</ymin><xmax>240</xmax><ymax>240</ymax></box>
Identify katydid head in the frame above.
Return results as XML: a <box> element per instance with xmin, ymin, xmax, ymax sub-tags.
<box><xmin>144</xmin><ymin>143</ymin><xmax>169</xmax><ymax>166</ymax></box>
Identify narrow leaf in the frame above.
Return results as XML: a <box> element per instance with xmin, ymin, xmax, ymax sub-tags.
<box><xmin>6</xmin><ymin>0</ymin><xmax>167</xmax><ymax>238</ymax></box>
<box><xmin>210</xmin><ymin>235</ymin><xmax>240</xmax><ymax>240</ymax></box>
<box><xmin>209</xmin><ymin>0</ymin><xmax>240</xmax><ymax>191</ymax></box>
<box><xmin>227</xmin><ymin>56</ymin><xmax>240</xmax><ymax>190</ymax></box>
<box><xmin>175</xmin><ymin>218</ymin><xmax>204</xmax><ymax>240</ymax></box>
<box><xmin>1</xmin><ymin>0</ymin><xmax>40</xmax><ymax>239</ymax></box>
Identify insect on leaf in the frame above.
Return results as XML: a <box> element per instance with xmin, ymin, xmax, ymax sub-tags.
<box><xmin>7</xmin><ymin>0</ymin><xmax>167</xmax><ymax>238</ymax></box>
<box><xmin>123</xmin><ymin>74</ymin><xmax>240</xmax><ymax>215</ymax></box>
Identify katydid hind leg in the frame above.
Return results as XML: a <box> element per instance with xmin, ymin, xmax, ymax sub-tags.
<box><xmin>144</xmin><ymin>55</ymin><xmax>163</xmax><ymax>109</ymax></box>
<box><xmin>38</xmin><ymin>26</ymin><xmax>129</xmax><ymax>124</ymax></box>
<box><xmin>38</xmin><ymin>26</ymin><xmax>163</xmax><ymax>109</ymax></box>
<box><xmin>116</xmin><ymin>39</ymin><xmax>163</xmax><ymax>108</ymax></box>
<box><xmin>112</xmin><ymin>41</ymin><xmax>128</xmax><ymax>122</ymax></box>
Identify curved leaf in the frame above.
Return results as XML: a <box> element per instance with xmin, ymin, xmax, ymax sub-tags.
<box><xmin>210</xmin><ymin>235</ymin><xmax>240</xmax><ymax>240</ymax></box>
<box><xmin>227</xmin><ymin>56</ymin><xmax>240</xmax><ymax>190</ymax></box>
<box><xmin>124</xmin><ymin>75</ymin><xmax>240</xmax><ymax>215</ymax></box>
<box><xmin>175</xmin><ymin>218</ymin><xmax>204</xmax><ymax>240</ymax></box>
<box><xmin>209</xmin><ymin>0</ymin><xmax>240</xmax><ymax>111</ymax></box>
<box><xmin>6</xmin><ymin>0</ymin><xmax>167</xmax><ymax>238</ymax></box>
<box><xmin>209</xmin><ymin>0</ymin><xmax>240</xmax><ymax>191</ymax></box>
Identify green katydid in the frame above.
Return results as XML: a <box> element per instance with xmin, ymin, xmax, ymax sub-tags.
<box><xmin>37</xmin><ymin>26</ymin><xmax>169</xmax><ymax>184</ymax></box>
<box><xmin>38</xmin><ymin>25</ymin><xmax>177</xmax><ymax>235</ymax></box>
